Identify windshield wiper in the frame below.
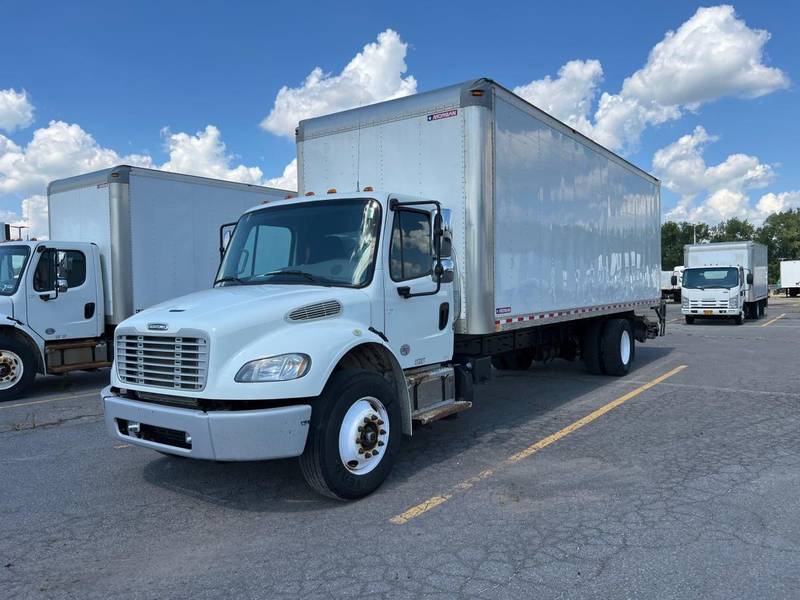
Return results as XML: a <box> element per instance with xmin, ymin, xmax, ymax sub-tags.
<box><xmin>260</xmin><ymin>269</ymin><xmax>331</xmax><ymax>286</ymax></box>
<box><xmin>214</xmin><ymin>276</ymin><xmax>245</xmax><ymax>286</ymax></box>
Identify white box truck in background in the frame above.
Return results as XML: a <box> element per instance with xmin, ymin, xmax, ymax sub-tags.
<box><xmin>661</xmin><ymin>266</ymin><xmax>684</xmax><ymax>302</ymax></box>
<box><xmin>779</xmin><ymin>260</ymin><xmax>800</xmax><ymax>297</ymax></box>
<box><xmin>681</xmin><ymin>241</ymin><xmax>768</xmax><ymax>324</ymax></box>
<box><xmin>101</xmin><ymin>79</ymin><xmax>664</xmax><ymax>499</ymax></box>
<box><xmin>0</xmin><ymin>166</ymin><xmax>292</xmax><ymax>400</ymax></box>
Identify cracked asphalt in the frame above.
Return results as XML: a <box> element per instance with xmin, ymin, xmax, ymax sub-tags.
<box><xmin>2</xmin><ymin>298</ymin><xmax>800</xmax><ymax>599</ymax></box>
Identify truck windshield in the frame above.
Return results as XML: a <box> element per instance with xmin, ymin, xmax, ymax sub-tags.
<box><xmin>0</xmin><ymin>245</ymin><xmax>30</xmax><ymax>296</ymax></box>
<box><xmin>216</xmin><ymin>198</ymin><xmax>382</xmax><ymax>288</ymax></box>
<box><xmin>683</xmin><ymin>267</ymin><xmax>740</xmax><ymax>290</ymax></box>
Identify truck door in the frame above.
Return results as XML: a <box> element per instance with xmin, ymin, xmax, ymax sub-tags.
<box><xmin>25</xmin><ymin>244</ymin><xmax>101</xmax><ymax>341</ymax></box>
<box><xmin>383</xmin><ymin>207</ymin><xmax>454</xmax><ymax>369</ymax></box>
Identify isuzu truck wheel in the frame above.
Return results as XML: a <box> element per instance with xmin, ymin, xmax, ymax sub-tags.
<box><xmin>600</xmin><ymin>319</ymin><xmax>634</xmax><ymax>376</ymax></box>
<box><xmin>300</xmin><ymin>370</ymin><xmax>401</xmax><ymax>500</ymax></box>
<box><xmin>0</xmin><ymin>336</ymin><xmax>37</xmax><ymax>401</ymax></box>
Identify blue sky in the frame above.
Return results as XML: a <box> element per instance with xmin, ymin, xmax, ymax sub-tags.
<box><xmin>1</xmin><ymin>0</ymin><xmax>797</xmax><ymax>236</ymax></box>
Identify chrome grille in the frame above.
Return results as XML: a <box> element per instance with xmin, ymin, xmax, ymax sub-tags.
<box><xmin>689</xmin><ymin>299</ymin><xmax>728</xmax><ymax>309</ymax></box>
<box><xmin>116</xmin><ymin>335</ymin><xmax>209</xmax><ymax>390</ymax></box>
<box><xmin>287</xmin><ymin>300</ymin><xmax>342</xmax><ymax>321</ymax></box>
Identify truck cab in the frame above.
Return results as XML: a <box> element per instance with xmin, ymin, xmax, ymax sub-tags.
<box><xmin>0</xmin><ymin>241</ymin><xmax>108</xmax><ymax>397</ymax></box>
<box><xmin>102</xmin><ymin>191</ymin><xmax>457</xmax><ymax>499</ymax></box>
<box><xmin>681</xmin><ymin>265</ymin><xmax>749</xmax><ymax>324</ymax></box>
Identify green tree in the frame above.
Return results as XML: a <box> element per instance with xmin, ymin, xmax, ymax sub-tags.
<box><xmin>709</xmin><ymin>217</ymin><xmax>755</xmax><ymax>242</ymax></box>
<box><xmin>756</xmin><ymin>209</ymin><xmax>800</xmax><ymax>283</ymax></box>
<box><xmin>661</xmin><ymin>221</ymin><xmax>710</xmax><ymax>269</ymax></box>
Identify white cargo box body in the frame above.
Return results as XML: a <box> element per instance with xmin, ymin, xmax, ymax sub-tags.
<box><xmin>48</xmin><ymin>166</ymin><xmax>292</xmax><ymax>325</ymax></box>
<box><xmin>684</xmin><ymin>242</ymin><xmax>768</xmax><ymax>302</ymax></box>
<box><xmin>298</xmin><ymin>78</ymin><xmax>661</xmax><ymax>335</ymax></box>
<box><xmin>780</xmin><ymin>260</ymin><xmax>800</xmax><ymax>289</ymax></box>
<box><xmin>661</xmin><ymin>271</ymin><xmax>674</xmax><ymax>290</ymax></box>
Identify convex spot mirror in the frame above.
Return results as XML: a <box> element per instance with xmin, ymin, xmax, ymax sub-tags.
<box><xmin>56</xmin><ymin>278</ymin><xmax>68</xmax><ymax>293</ymax></box>
<box><xmin>432</xmin><ymin>257</ymin><xmax>455</xmax><ymax>284</ymax></box>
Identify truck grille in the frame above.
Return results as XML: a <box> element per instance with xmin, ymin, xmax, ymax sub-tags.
<box><xmin>116</xmin><ymin>335</ymin><xmax>209</xmax><ymax>390</ymax></box>
<box><xmin>689</xmin><ymin>300</ymin><xmax>728</xmax><ymax>309</ymax></box>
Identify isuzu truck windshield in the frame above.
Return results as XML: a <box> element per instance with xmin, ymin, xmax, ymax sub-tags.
<box><xmin>683</xmin><ymin>267</ymin><xmax>740</xmax><ymax>290</ymax></box>
<box><xmin>216</xmin><ymin>198</ymin><xmax>382</xmax><ymax>288</ymax></box>
<box><xmin>0</xmin><ymin>245</ymin><xmax>30</xmax><ymax>295</ymax></box>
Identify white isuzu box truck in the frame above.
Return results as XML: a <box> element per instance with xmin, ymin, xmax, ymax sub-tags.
<box><xmin>101</xmin><ymin>79</ymin><xmax>664</xmax><ymax>499</ymax></box>
<box><xmin>0</xmin><ymin>166</ymin><xmax>291</xmax><ymax>400</ymax></box>
<box><xmin>681</xmin><ymin>241</ymin><xmax>768</xmax><ymax>324</ymax></box>
<box><xmin>779</xmin><ymin>260</ymin><xmax>800</xmax><ymax>297</ymax></box>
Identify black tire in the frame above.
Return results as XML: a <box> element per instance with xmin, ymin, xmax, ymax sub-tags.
<box><xmin>300</xmin><ymin>370</ymin><xmax>401</xmax><ymax>500</ymax></box>
<box><xmin>0</xmin><ymin>335</ymin><xmax>37</xmax><ymax>402</ymax></box>
<box><xmin>491</xmin><ymin>349</ymin><xmax>533</xmax><ymax>371</ymax></box>
<box><xmin>582</xmin><ymin>320</ymin><xmax>604</xmax><ymax>375</ymax></box>
<box><xmin>600</xmin><ymin>318</ymin><xmax>635</xmax><ymax>376</ymax></box>
<box><xmin>734</xmin><ymin>313</ymin><xmax>743</xmax><ymax>325</ymax></box>
<box><xmin>685</xmin><ymin>316</ymin><xmax>695</xmax><ymax>324</ymax></box>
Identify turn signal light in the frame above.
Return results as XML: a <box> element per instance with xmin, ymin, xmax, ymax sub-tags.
<box><xmin>363</xmin><ymin>186</ymin><xmax>374</xmax><ymax>192</ymax></box>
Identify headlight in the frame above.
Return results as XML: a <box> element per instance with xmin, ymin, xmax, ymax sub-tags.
<box><xmin>235</xmin><ymin>353</ymin><xmax>311</xmax><ymax>382</ymax></box>
<box><xmin>682</xmin><ymin>297</ymin><xmax>689</xmax><ymax>308</ymax></box>
<box><xmin>728</xmin><ymin>297</ymin><xmax>738</xmax><ymax>309</ymax></box>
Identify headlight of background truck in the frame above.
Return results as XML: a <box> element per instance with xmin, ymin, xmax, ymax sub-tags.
<box><xmin>235</xmin><ymin>354</ymin><xmax>311</xmax><ymax>382</ymax></box>
<box><xmin>729</xmin><ymin>297</ymin><xmax>738</xmax><ymax>309</ymax></box>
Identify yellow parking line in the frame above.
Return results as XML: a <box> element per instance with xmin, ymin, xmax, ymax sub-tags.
<box><xmin>390</xmin><ymin>364</ymin><xmax>688</xmax><ymax>525</ymax></box>
<box><xmin>0</xmin><ymin>390</ymin><xmax>100</xmax><ymax>410</ymax></box>
<box><xmin>761</xmin><ymin>313</ymin><xmax>785</xmax><ymax>327</ymax></box>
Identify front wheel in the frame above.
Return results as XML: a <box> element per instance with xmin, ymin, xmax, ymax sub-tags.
<box><xmin>685</xmin><ymin>316</ymin><xmax>695</xmax><ymax>324</ymax></box>
<box><xmin>0</xmin><ymin>335</ymin><xmax>37</xmax><ymax>401</ymax></box>
<box><xmin>300</xmin><ymin>370</ymin><xmax>401</xmax><ymax>500</ymax></box>
<box><xmin>734</xmin><ymin>313</ymin><xmax>744</xmax><ymax>325</ymax></box>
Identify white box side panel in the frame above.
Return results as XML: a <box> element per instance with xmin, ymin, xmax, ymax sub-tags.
<box><xmin>128</xmin><ymin>175</ymin><xmax>281</xmax><ymax>313</ymax></box>
<box><xmin>300</xmin><ymin>110</ymin><xmax>469</xmax><ymax>320</ymax></box>
<box><xmin>780</xmin><ymin>261</ymin><xmax>800</xmax><ymax>288</ymax></box>
<box><xmin>492</xmin><ymin>96</ymin><xmax>660</xmax><ymax>319</ymax></box>
<box><xmin>48</xmin><ymin>184</ymin><xmax>115</xmax><ymax>316</ymax></box>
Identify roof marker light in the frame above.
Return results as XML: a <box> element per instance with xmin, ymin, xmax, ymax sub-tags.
<box><xmin>471</xmin><ymin>89</ymin><xmax>484</xmax><ymax>97</ymax></box>
<box><xmin>305</xmin><ymin>191</ymin><xmax>315</xmax><ymax>196</ymax></box>
<box><xmin>363</xmin><ymin>186</ymin><xmax>374</xmax><ymax>192</ymax></box>
<box><xmin>327</xmin><ymin>188</ymin><xmax>337</xmax><ymax>194</ymax></box>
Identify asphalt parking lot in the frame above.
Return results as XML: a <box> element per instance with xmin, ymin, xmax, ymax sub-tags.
<box><xmin>2</xmin><ymin>298</ymin><xmax>800</xmax><ymax>599</ymax></box>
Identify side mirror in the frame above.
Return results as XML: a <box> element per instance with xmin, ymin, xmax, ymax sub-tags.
<box><xmin>56</xmin><ymin>278</ymin><xmax>69</xmax><ymax>293</ymax></box>
<box><xmin>746</xmin><ymin>273</ymin><xmax>754</xmax><ymax>285</ymax></box>
<box><xmin>670</xmin><ymin>275</ymin><xmax>677</xmax><ymax>286</ymax></box>
<box><xmin>432</xmin><ymin>258</ymin><xmax>455</xmax><ymax>284</ymax></box>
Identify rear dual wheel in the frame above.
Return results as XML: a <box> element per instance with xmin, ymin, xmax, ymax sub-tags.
<box><xmin>583</xmin><ymin>318</ymin><xmax>635</xmax><ymax>376</ymax></box>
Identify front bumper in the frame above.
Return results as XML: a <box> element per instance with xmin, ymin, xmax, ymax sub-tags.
<box><xmin>101</xmin><ymin>386</ymin><xmax>311</xmax><ymax>461</ymax></box>
<box><xmin>681</xmin><ymin>307</ymin><xmax>737</xmax><ymax>317</ymax></box>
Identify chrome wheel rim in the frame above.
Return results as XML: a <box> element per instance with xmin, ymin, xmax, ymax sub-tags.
<box><xmin>620</xmin><ymin>330</ymin><xmax>631</xmax><ymax>365</ymax></box>
<box><xmin>338</xmin><ymin>396</ymin><xmax>389</xmax><ymax>475</ymax></box>
<box><xmin>0</xmin><ymin>350</ymin><xmax>24</xmax><ymax>391</ymax></box>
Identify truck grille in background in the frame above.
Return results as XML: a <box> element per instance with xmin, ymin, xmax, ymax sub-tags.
<box><xmin>287</xmin><ymin>300</ymin><xmax>342</xmax><ymax>321</ymax></box>
<box><xmin>116</xmin><ymin>335</ymin><xmax>209</xmax><ymax>390</ymax></box>
<box><xmin>689</xmin><ymin>300</ymin><xmax>728</xmax><ymax>309</ymax></box>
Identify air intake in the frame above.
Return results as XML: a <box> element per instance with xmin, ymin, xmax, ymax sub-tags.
<box><xmin>287</xmin><ymin>300</ymin><xmax>342</xmax><ymax>322</ymax></box>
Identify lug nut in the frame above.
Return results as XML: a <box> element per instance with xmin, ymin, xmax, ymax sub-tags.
<box><xmin>379</xmin><ymin>429</ymin><xmax>386</xmax><ymax>435</ymax></box>
<box><xmin>358</xmin><ymin>448</ymin><xmax>365</xmax><ymax>454</ymax></box>
<box><xmin>371</xmin><ymin>414</ymin><xmax>378</xmax><ymax>421</ymax></box>
<box><xmin>365</xmin><ymin>452</ymin><xmax>372</xmax><ymax>459</ymax></box>
<box><xmin>377</xmin><ymin>441</ymin><xmax>384</xmax><ymax>447</ymax></box>
<box><xmin>358</xmin><ymin>426</ymin><xmax>363</xmax><ymax>432</ymax></box>
<box><xmin>364</xmin><ymin>417</ymin><xmax>370</xmax><ymax>424</ymax></box>
<box><xmin>372</xmin><ymin>450</ymin><xmax>379</xmax><ymax>457</ymax></box>
<box><xmin>377</xmin><ymin>420</ymin><xmax>384</xmax><ymax>425</ymax></box>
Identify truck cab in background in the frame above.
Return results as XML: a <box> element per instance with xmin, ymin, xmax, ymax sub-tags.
<box><xmin>0</xmin><ymin>241</ymin><xmax>109</xmax><ymax>397</ymax></box>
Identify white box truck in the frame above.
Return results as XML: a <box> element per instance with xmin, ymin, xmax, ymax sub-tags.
<box><xmin>101</xmin><ymin>79</ymin><xmax>664</xmax><ymax>499</ymax></box>
<box><xmin>0</xmin><ymin>166</ymin><xmax>291</xmax><ymax>400</ymax></box>
<box><xmin>661</xmin><ymin>266</ymin><xmax>684</xmax><ymax>302</ymax></box>
<box><xmin>779</xmin><ymin>260</ymin><xmax>800</xmax><ymax>297</ymax></box>
<box><xmin>681</xmin><ymin>241</ymin><xmax>768</xmax><ymax>324</ymax></box>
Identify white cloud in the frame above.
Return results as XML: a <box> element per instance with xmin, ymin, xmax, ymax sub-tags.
<box><xmin>655</xmin><ymin>126</ymin><xmax>794</xmax><ymax>224</ymax></box>
<box><xmin>514</xmin><ymin>60</ymin><xmax>603</xmax><ymax>134</ymax></box>
<box><xmin>0</xmin><ymin>89</ymin><xmax>35</xmax><ymax>132</ymax></box>
<box><xmin>261</xmin><ymin>29</ymin><xmax>417</xmax><ymax>137</ymax></box>
<box><xmin>266</xmin><ymin>158</ymin><xmax>297</xmax><ymax>190</ymax></box>
<box><xmin>0</xmin><ymin>120</ymin><xmax>153</xmax><ymax>196</ymax></box>
<box><xmin>515</xmin><ymin>5</ymin><xmax>789</xmax><ymax>151</ymax></box>
<box><xmin>159</xmin><ymin>125</ymin><xmax>263</xmax><ymax>185</ymax></box>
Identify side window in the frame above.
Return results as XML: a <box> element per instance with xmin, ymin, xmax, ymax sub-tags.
<box><xmin>389</xmin><ymin>210</ymin><xmax>432</xmax><ymax>281</ymax></box>
<box><xmin>33</xmin><ymin>249</ymin><xmax>86</xmax><ymax>292</ymax></box>
<box><xmin>58</xmin><ymin>251</ymin><xmax>86</xmax><ymax>288</ymax></box>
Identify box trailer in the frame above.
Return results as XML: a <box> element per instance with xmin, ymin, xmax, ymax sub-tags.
<box><xmin>660</xmin><ymin>266</ymin><xmax>684</xmax><ymax>302</ymax></box>
<box><xmin>0</xmin><ymin>166</ymin><xmax>292</xmax><ymax>399</ymax></box>
<box><xmin>100</xmin><ymin>79</ymin><xmax>664</xmax><ymax>499</ymax></box>
<box><xmin>779</xmin><ymin>260</ymin><xmax>800</xmax><ymax>297</ymax></box>
<box><xmin>681</xmin><ymin>241</ymin><xmax>768</xmax><ymax>324</ymax></box>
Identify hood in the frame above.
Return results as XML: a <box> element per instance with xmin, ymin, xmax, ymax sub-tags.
<box><xmin>119</xmin><ymin>284</ymin><xmax>372</xmax><ymax>337</ymax></box>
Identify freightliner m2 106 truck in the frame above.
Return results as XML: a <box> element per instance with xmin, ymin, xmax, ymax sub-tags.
<box><xmin>102</xmin><ymin>79</ymin><xmax>665</xmax><ymax>499</ymax></box>
<box><xmin>0</xmin><ymin>166</ymin><xmax>291</xmax><ymax>399</ymax></box>
<box><xmin>681</xmin><ymin>241</ymin><xmax>768</xmax><ymax>324</ymax></box>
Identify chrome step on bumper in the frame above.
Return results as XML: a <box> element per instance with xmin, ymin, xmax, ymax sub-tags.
<box><xmin>412</xmin><ymin>400</ymin><xmax>473</xmax><ymax>425</ymax></box>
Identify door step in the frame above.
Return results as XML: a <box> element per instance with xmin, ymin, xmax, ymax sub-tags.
<box><xmin>412</xmin><ymin>400</ymin><xmax>472</xmax><ymax>425</ymax></box>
